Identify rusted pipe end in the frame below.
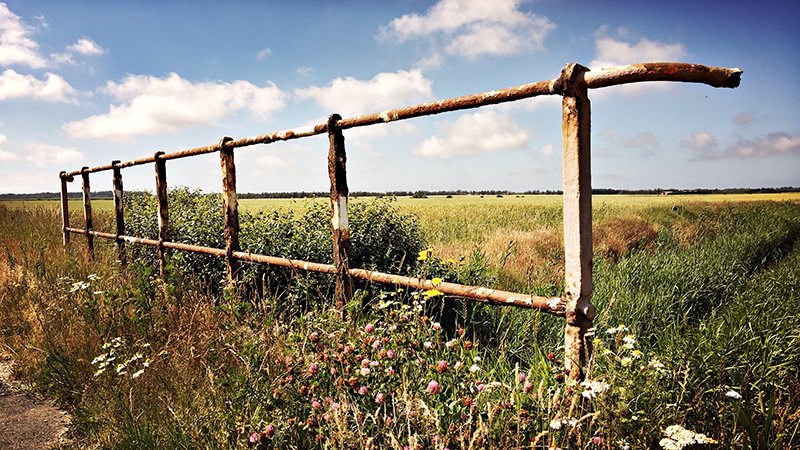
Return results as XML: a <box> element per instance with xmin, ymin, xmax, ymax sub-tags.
<box><xmin>111</xmin><ymin>160</ymin><xmax>121</xmax><ymax>167</ymax></box>
<box><xmin>154</xmin><ymin>151</ymin><xmax>165</xmax><ymax>160</ymax></box>
<box><xmin>59</xmin><ymin>171</ymin><xmax>74</xmax><ymax>182</ymax></box>
<box><xmin>724</xmin><ymin>68</ymin><xmax>743</xmax><ymax>88</ymax></box>
<box><xmin>81</xmin><ymin>166</ymin><xmax>90</xmax><ymax>174</ymax></box>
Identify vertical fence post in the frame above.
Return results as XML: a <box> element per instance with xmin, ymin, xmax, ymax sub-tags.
<box><xmin>59</xmin><ymin>171</ymin><xmax>72</xmax><ymax>246</ymax></box>
<box><xmin>327</xmin><ymin>114</ymin><xmax>353</xmax><ymax>313</ymax></box>
<box><xmin>81</xmin><ymin>167</ymin><xmax>94</xmax><ymax>260</ymax></box>
<box><xmin>112</xmin><ymin>160</ymin><xmax>127</xmax><ymax>268</ymax></box>
<box><xmin>154</xmin><ymin>152</ymin><xmax>169</xmax><ymax>277</ymax></box>
<box><xmin>556</xmin><ymin>63</ymin><xmax>596</xmax><ymax>380</ymax></box>
<box><xmin>219</xmin><ymin>137</ymin><xmax>241</xmax><ymax>285</ymax></box>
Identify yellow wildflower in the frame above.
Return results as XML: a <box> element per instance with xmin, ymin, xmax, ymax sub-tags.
<box><xmin>417</xmin><ymin>247</ymin><xmax>433</xmax><ymax>261</ymax></box>
<box><xmin>424</xmin><ymin>289</ymin><xmax>444</xmax><ymax>297</ymax></box>
<box><xmin>431</xmin><ymin>277</ymin><xmax>442</xmax><ymax>285</ymax></box>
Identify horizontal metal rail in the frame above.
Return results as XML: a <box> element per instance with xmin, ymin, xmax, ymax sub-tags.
<box><xmin>63</xmin><ymin>62</ymin><xmax>741</xmax><ymax>178</ymax></box>
<box><xmin>65</xmin><ymin>227</ymin><xmax>565</xmax><ymax>315</ymax></box>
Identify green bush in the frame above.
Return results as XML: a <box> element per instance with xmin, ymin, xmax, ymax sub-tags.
<box><xmin>123</xmin><ymin>189</ymin><xmax>426</xmax><ymax>298</ymax></box>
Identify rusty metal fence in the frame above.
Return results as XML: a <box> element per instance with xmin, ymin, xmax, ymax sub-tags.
<box><xmin>58</xmin><ymin>62</ymin><xmax>741</xmax><ymax>378</ymax></box>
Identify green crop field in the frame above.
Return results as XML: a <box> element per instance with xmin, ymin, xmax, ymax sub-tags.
<box><xmin>2</xmin><ymin>192</ymin><xmax>799</xmax><ymax>448</ymax></box>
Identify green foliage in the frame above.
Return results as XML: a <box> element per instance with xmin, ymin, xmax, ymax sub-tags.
<box><xmin>124</xmin><ymin>187</ymin><xmax>227</xmax><ymax>283</ymax></box>
<box><xmin>124</xmin><ymin>190</ymin><xmax>426</xmax><ymax>299</ymax></box>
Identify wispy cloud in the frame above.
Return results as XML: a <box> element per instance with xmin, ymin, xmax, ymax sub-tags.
<box><xmin>590</xmin><ymin>26</ymin><xmax>686</xmax><ymax>69</ymax></box>
<box><xmin>67</xmin><ymin>37</ymin><xmax>105</xmax><ymax>56</ymax></box>
<box><xmin>379</xmin><ymin>0</ymin><xmax>555</xmax><ymax>60</ymax></box>
<box><xmin>1</xmin><ymin>5</ymin><xmax>104</xmax><ymax>69</ymax></box>
<box><xmin>63</xmin><ymin>72</ymin><xmax>286</xmax><ymax>142</ymax></box>
<box><xmin>256</xmin><ymin>47</ymin><xmax>272</xmax><ymax>60</ymax></box>
<box><xmin>723</xmin><ymin>133</ymin><xmax>800</xmax><ymax>159</ymax></box>
<box><xmin>539</xmin><ymin>143</ymin><xmax>554</xmax><ymax>158</ymax></box>
<box><xmin>0</xmin><ymin>69</ymin><xmax>77</xmax><ymax>102</ymax></box>
<box><xmin>682</xmin><ymin>130</ymin><xmax>800</xmax><ymax>160</ymax></box>
<box><xmin>589</xmin><ymin>27</ymin><xmax>687</xmax><ymax>98</ymax></box>
<box><xmin>733</xmin><ymin>112</ymin><xmax>754</xmax><ymax>127</ymax></box>
<box><xmin>0</xmin><ymin>3</ymin><xmax>48</xmax><ymax>68</ymax></box>
<box><xmin>596</xmin><ymin>129</ymin><xmax>659</xmax><ymax>157</ymax></box>
<box><xmin>0</xmin><ymin>133</ymin><xmax>18</xmax><ymax>162</ymax></box>
<box><xmin>0</xmin><ymin>136</ymin><xmax>84</xmax><ymax>167</ymax></box>
<box><xmin>24</xmin><ymin>142</ymin><xmax>83</xmax><ymax>166</ymax></box>
<box><xmin>621</xmin><ymin>132</ymin><xmax>658</xmax><ymax>148</ymax></box>
<box><xmin>412</xmin><ymin>110</ymin><xmax>528</xmax><ymax>159</ymax></box>
<box><xmin>295</xmin><ymin>69</ymin><xmax>433</xmax><ymax>117</ymax></box>
<box><xmin>680</xmin><ymin>130</ymin><xmax>718</xmax><ymax>158</ymax></box>
<box><xmin>296</xmin><ymin>66</ymin><xmax>314</xmax><ymax>77</ymax></box>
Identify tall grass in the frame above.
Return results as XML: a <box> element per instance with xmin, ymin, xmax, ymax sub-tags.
<box><xmin>1</xmin><ymin>198</ymin><xmax>799</xmax><ymax>449</ymax></box>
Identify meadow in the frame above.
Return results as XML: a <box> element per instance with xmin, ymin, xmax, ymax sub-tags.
<box><xmin>1</xmin><ymin>192</ymin><xmax>799</xmax><ymax>449</ymax></box>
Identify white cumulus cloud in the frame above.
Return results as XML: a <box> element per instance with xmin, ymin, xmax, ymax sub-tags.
<box><xmin>67</xmin><ymin>37</ymin><xmax>105</xmax><ymax>56</ymax></box>
<box><xmin>683</xmin><ymin>130</ymin><xmax>800</xmax><ymax>159</ymax></box>
<box><xmin>680</xmin><ymin>131</ymin><xmax>718</xmax><ymax>158</ymax></box>
<box><xmin>379</xmin><ymin>0</ymin><xmax>555</xmax><ymax>59</ymax></box>
<box><xmin>412</xmin><ymin>110</ymin><xmax>528</xmax><ymax>159</ymax></box>
<box><xmin>722</xmin><ymin>133</ymin><xmax>800</xmax><ymax>159</ymax></box>
<box><xmin>0</xmin><ymin>3</ymin><xmax>48</xmax><ymax>68</ymax></box>
<box><xmin>588</xmin><ymin>28</ymin><xmax>687</xmax><ymax>98</ymax></box>
<box><xmin>0</xmin><ymin>69</ymin><xmax>77</xmax><ymax>102</ymax></box>
<box><xmin>62</xmin><ymin>72</ymin><xmax>286</xmax><ymax>142</ymax></box>
<box><xmin>295</xmin><ymin>69</ymin><xmax>433</xmax><ymax>117</ymax></box>
<box><xmin>590</xmin><ymin>34</ymin><xmax>687</xmax><ymax>70</ymax></box>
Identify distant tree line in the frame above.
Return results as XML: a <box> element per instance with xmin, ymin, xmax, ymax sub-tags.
<box><xmin>2</xmin><ymin>186</ymin><xmax>799</xmax><ymax>201</ymax></box>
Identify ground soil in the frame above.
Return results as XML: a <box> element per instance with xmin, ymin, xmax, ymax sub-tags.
<box><xmin>0</xmin><ymin>358</ymin><xmax>70</xmax><ymax>450</ymax></box>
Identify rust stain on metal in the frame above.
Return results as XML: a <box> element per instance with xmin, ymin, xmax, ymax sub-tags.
<box><xmin>583</xmin><ymin>62</ymin><xmax>741</xmax><ymax>90</ymax></box>
<box><xmin>112</xmin><ymin>160</ymin><xmax>127</xmax><ymax>267</ymax></box>
<box><xmin>219</xmin><ymin>136</ymin><xmax>241</xmax><ymax>283</ymax></box>
<box><xmin>59</xmin><ymin>172</ymin><xmax>71</xmax><ymax>246</ymax></box>
<box><xmin>328</xmin><ymin>114</ymin><xmax>353</xmax><ymax>311</ymax></box>
<box><xmin>81</xmin><ymin>167</ymin><xmax>94</xmax><ymax>260</ymax></box>
<box><xmin>154</xmin><ymin>152</ymin><xmax>169</xmax><ymax>276</ymax></box>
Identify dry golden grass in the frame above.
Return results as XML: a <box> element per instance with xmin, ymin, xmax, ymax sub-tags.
<box><xmin>593</xmin><ymin>216</ymin><xmax>659</xmax><ymax>263</ymax></box>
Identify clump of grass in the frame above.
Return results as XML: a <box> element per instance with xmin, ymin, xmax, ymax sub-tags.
<box><xmin>592</xmin><ymin>216</ymin><xmax>659</xmax><ymax>263</ymax></box>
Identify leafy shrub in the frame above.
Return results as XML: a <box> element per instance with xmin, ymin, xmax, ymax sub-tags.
<box><xmin>124</xmin><ymin>189</ymin><xmax>426</xmax><ymax>298</ymax></box>
<box><xmin>123</xmin><ymin>187</ymin><xmax>226</xmax><ymax>283</ymax></box>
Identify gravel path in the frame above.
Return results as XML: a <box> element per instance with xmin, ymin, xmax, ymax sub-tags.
<box><xmin>0</xmin><ymin>358</ymin><xmax>70</xmax><ymax>450</ymax></box>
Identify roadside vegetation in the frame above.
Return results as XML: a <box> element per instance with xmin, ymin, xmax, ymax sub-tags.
<box><xmin>1</xmin><ymin>192</ymin><xmax>799</xmax><ymax>449</ymax></box>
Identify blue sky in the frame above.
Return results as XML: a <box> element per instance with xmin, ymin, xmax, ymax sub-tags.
<box><xmin>1</xmin><ymin>0</ymin><xmax>798</xmax><ymax>194</ymax></box>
